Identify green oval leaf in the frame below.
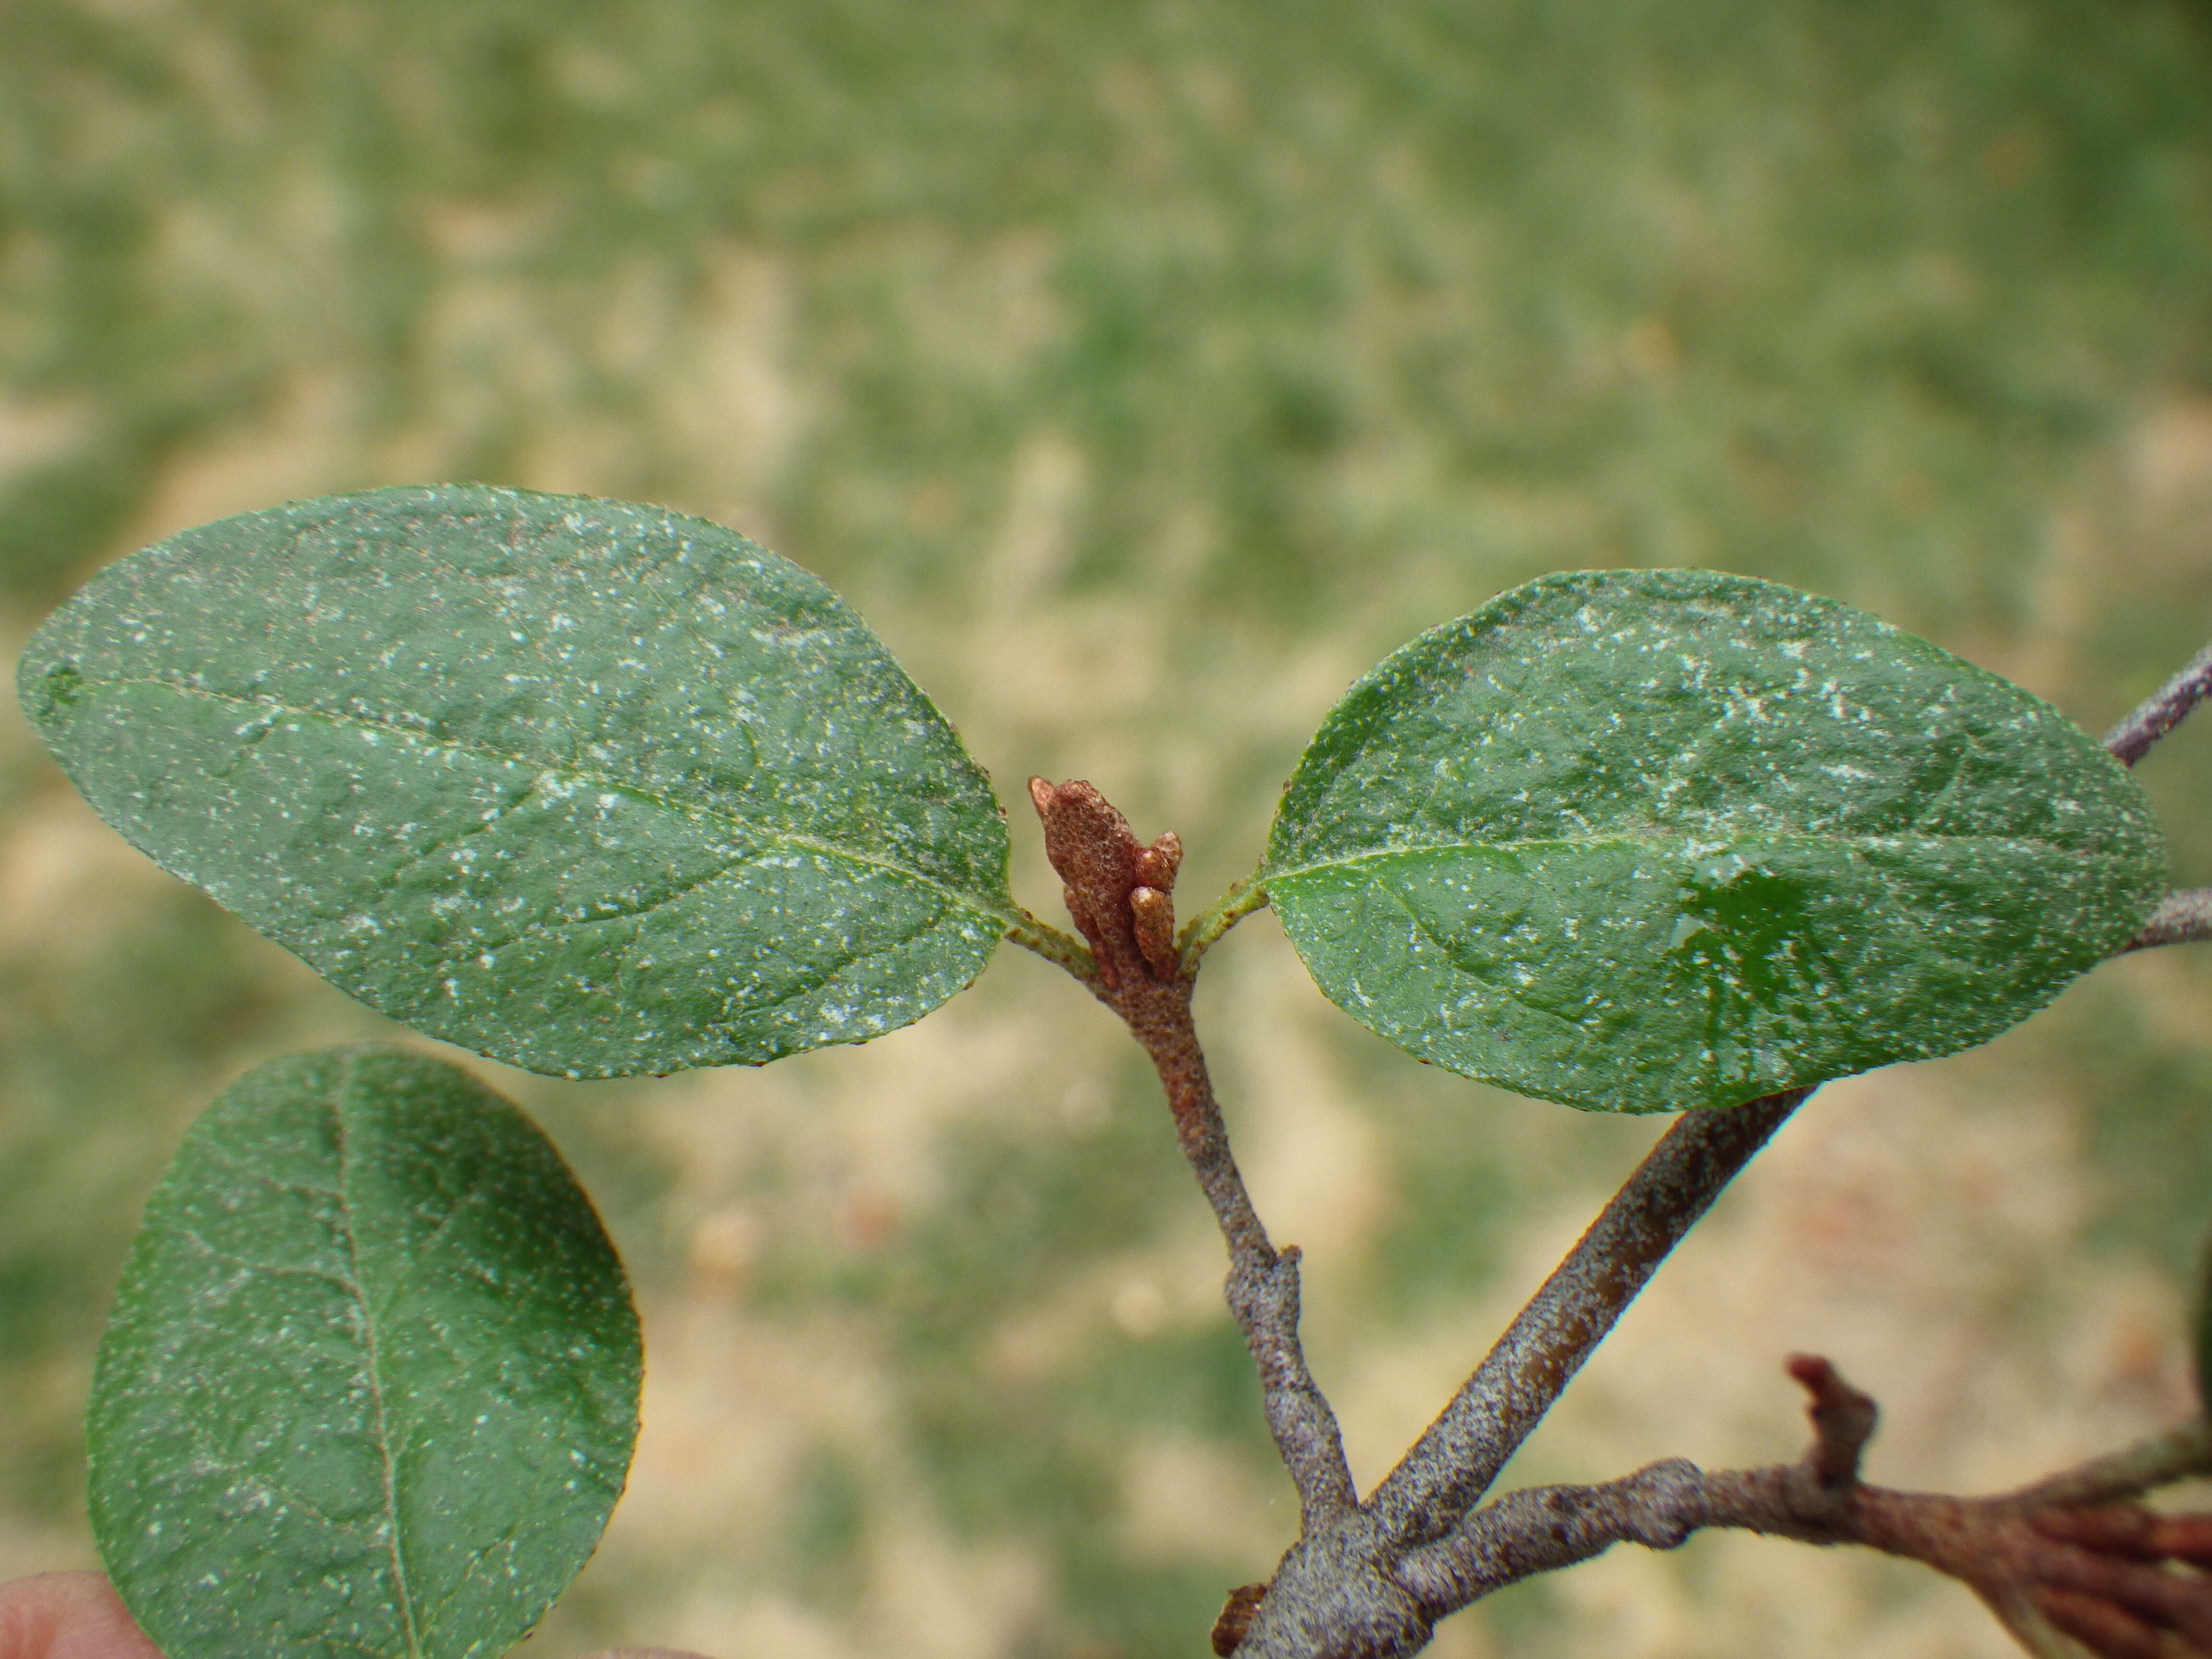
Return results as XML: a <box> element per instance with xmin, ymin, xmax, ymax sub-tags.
<box><xmin>18</xmin><ymin>485</ymin><xmax>1012</xmax><ymax>1076</ymax></box>
<box><xmin>1263</xmin><ymin>569</ymin><xmax>2166</xmax><ymax>1114</ymax></box>
<box><xmin>87</xmin><ymin>1045</ymin><xmax>640</xmax><ymax>1659</ymax></box>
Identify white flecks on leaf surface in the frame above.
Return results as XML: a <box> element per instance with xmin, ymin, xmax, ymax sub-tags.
<box><xmin>18</xmin><ymin>485</ymin><xmax>1016</xmax><ymax>1079</ymax></box>
<box><xmin>88</xmin><ymin>1047</ymin><xmax>640</xmax><ymax>1659</ymax></box>
<box><xmin>1263</xmin><ymin>569</ymin><xmax>2165</xmax><ymax>1114</ymax></box>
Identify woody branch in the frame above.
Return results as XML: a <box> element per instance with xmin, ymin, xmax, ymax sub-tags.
<box><xmin>1019</xmin><ymin>630</ymin><xmax>2212</xmax><ymax>1659</ymax></box>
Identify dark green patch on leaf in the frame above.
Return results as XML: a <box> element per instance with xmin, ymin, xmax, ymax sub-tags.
<box><xmin>18</xmin><ymin>485</ymin><xmax>1014</xmax><ymax>1077</ymax></box>
<box><xmin>87</xmin><ymin>1045</ymin><xmax>641</xmax><ymax>1659</ymax></box>
<box><xmin>1264</xmin><ymin>569</ymin><xmax>2166</xmax><ymax>1114</ymax></box>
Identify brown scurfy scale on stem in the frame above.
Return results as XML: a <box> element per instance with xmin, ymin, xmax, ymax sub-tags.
<box><xmin>1213</xmin><ymin>1583</ymin><xmax>1270</xmax><ymax>1657</ymax></box>
<box><xmin>1026</xmin><ymin>777</ymin><xmax>1184</xmax><ymax>989</ymax></box>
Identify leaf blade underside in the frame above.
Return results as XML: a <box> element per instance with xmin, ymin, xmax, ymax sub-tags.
<box><xmin>1264</xmin><ymin>569</ymin><xmax>2167</xmax><ymax>1114</ymax></box>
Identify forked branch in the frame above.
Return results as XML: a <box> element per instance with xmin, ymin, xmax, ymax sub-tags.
<box><xmin>1364</xmin><ymin>1086</ymin><xmax>1812</xmax><ymax>1549</ymax></box>
<box><xmin>1027</xmin><ymin>621</ymin><xmax>2212</xmax><ymax>1659</ymax></box>
<box><xmin>1027</xmin><ymin>777</ymin><xmax>1819</xmax><ymax>1657</ymax></box>
<box><xmin>1394</xmin><ymin>1357</ymin><xmax>2212</xmax><ymax>1658</ymax></box>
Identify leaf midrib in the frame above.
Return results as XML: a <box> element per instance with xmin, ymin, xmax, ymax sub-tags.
<box><xmin>1263</xmin><ymin>827</ymin><xmax>2117</xmax><ymax>888</ymax></box>
<box><xmin>71</xmin><ymin>671</ymin><xmax>1017</xmax><ymax>927</ymax></box>
<box><xmin>331</xmin><ymin>1055</ymin><xmax>424</xmax><ymax>1659</ymax></box>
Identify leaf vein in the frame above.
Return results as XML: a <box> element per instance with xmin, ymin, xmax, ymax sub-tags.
<box><xmin>75</xmin><ymin>672</ymin><xmax>1014</xmax><ymax>926</ymax></box>
<box><xmin>330</xmin><ymin>1055</ymin><xmax>425</xmax><ymax>1659</ymax></box>
<box><xmin>1264</xmin><ymin>829</ymin><xmax>2109</xmax><ymax>889</ymax></box>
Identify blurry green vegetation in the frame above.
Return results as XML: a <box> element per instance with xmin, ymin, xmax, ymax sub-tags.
<box><xmin>7</xmin><ymin>0</ymin><xmax>2212</xmax><ymax>1654</ymax></box>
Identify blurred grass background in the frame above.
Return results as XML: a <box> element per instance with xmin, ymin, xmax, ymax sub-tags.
<box><xmin>7</xmin><ymin>1</ymin><xmax>2212</xmax><ymax>1654</ymax></box>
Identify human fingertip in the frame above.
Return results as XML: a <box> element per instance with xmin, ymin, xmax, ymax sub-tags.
<box><xmin>0</xmin><ymin>1572</ymin><xmax>162</xmax><ymax>1659</ymax></box>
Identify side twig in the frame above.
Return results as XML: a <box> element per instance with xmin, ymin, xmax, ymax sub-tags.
<box><xmin>1394</xmin><ymin>1357</ymin><xmax>2212</xmax><ymax>1659</ymax></box>
<box><xmin>1005</xmin><ymin>902</ymin><xmax>1098</xmax><ymax>979</ymax></box>
<box><xmin>1177</xmin><ymin>876</ymin><xmax>1270</xmax><ymax>974</ymax></box>
<box><xmin>1218</xmin><ymin>1089</ymin><xmax>1815</xmax><ymax>1659</ymax></box>
<box><xmin>2011</xmin><ymin>1420</ymin><xmax>2212</xmax><ymax>1509</ymax></box>
<box><xmin>2103</xmin><ymin>639</ymin><xmax>2212</xmax><ymax>766</ymax></box>
<box><xmin>2123</xmin><ymin>887</ymin><xmax>2212</xmax><ymax>953</ymax></box>
<box><xmin>2102</xmin><ymin>652</ymin><xmax>2212</xmax><ymax>950</ymax></box>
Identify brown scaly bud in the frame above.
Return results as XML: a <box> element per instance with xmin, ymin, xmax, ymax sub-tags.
<box><xmin>1137</xmin><ymin>830</ymin><xmax>1182</xmax><ymax>891</ymax></box>
<box><xmin>1028</xmin><ymin>778</ymin><xmax>1182</xmax><ymax>990</ymax></box>
<box><xmin>1211</xmin><ymin>1582</ymin><xmax>1269</xmax><ymax>1657</ymax></box>
<box><xmin>1131</xmin><ymin>886</ymin><xmax>1178</xmax><ymax>979</ymax></box>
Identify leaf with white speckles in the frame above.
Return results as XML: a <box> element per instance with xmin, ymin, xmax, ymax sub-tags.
<box><xmin>88</xmin><ymin>1045</ymin><xmax>640</xmax><ymax>1659</ymax></box>
<box><xmin>18</xmin><ymin>485</ymin><xmax>1013</xmax><ymax>1076</ymax></box>
<box><xmin>1263</xmin><ymin>570</ymin><xmax>2166</xmax><ymax>1114</ymax></box>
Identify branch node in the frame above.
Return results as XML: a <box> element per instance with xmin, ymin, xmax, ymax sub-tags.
<box><xmin>1620</xmin><ymin>1458</ymin><xmax>1707</xmax><ymax>1551</ymax></box>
